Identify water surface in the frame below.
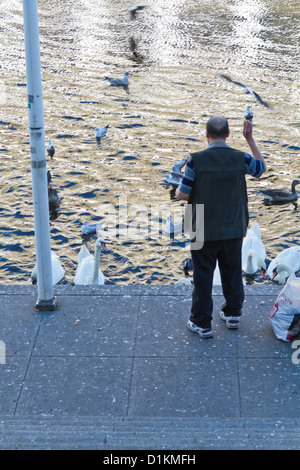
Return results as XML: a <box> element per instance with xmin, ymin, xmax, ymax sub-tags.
<box><xmin>0</xmin><ymin>0</ymin><xmax>299</xmax><ymax>285</ymax></box>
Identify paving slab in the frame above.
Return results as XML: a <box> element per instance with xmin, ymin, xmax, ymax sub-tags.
<box><xmin>0</xmin><ymin>283</ymin><xmax>299</xmax><ymax>450</ymax></box>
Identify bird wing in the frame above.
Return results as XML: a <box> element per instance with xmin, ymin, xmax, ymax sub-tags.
<box><xmin>251</xmin><ymin>90</ymin><xmax>272</xmax><ymax>109</ymax></box>
<box><xmin>106</xmin><ymin>77</ymin><xmax>126</xmax><ymax>86</ymax></box>
<box><xmin>172</xmin><ymin>159</ymin><xmax>187</xmax><ymax>173</ymax></box>
<box><xmin>218</xmin><ymin>74</ymin><xmax>246</xmax><ymax>88</ymax></box>
<box><xmin>260</xmin><ymin>189</ymin><xmax>290</xmax><ymax>197</ymax></box>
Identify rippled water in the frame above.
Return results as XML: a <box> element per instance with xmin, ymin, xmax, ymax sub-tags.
<box><xmin>0</xmin><ymin>0</ymin><xmax>299</xmax><ymax>285</ymax></box>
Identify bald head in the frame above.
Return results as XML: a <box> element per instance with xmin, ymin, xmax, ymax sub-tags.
<box><xmin>206</xmin><ymin>115</ymin><xmax>229</xmax><ymax>140</ymax></box>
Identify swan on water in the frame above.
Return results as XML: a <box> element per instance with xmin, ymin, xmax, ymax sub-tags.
<box><xmin>267</xmin><ymin>246</ymin><xmax>300</xmax><ymax>284</ymax></box>
<box><xmin>271</xmin><ymin>263</ymin><xmax>295</xmax><ymax>285</ymax></box>
<box><xmin>74</xmin><ymin>237</ymin><xmax>108</xmax><ymax>285</ymax></box>
<box><xmin>242</xmin><ymin>223</ymin><xmax>266</xmax><ymax>276</ymax></box>
<box><xmin>175</xmin><ymin>278</ymin><xmax>192</xmax><ymax>286</ymax></box>
<box><xmin>31</xmin><ymin>251</ymin><xmax>65</xmax><ymax>286</ymax></box>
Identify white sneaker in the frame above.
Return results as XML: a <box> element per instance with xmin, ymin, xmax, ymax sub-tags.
<box><xmin>187</xmin><ymin>320</ymin><xmax>213</xmax><ymax>338</ymax></box>
<box><xmin>219</xmin><ymin>311</ymin><xmax>240</xmax><ymax>329</ymax></box>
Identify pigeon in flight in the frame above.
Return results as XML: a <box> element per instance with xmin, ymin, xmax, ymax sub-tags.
<box><xmin>164</xmin><ymin>158</ymin><xmax>193</xmax><ymax>187</ymax></box>
<box><xmin>129</xmin><ymin>5</ymin><xmax>148</xmax><ymax>20</ymax></box>
<box><xmin>218</xmin><ymin>74</ymin><xmax>272</xmax><ymax>109</ymax></box>
<box><xmin>95</xmin><ymin>125</ymin><xmax>109</xmax><ymax>143</ymax></box>
<box><xmin>105</xmin><ymin>72</ymin><xmax>130</xmax><ymax>87</ymax></box>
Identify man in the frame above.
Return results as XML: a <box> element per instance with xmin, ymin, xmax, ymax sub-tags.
<box><xmin>176</xmin><ymin>115</ymin><xmax>266</xmax><ymax>338</ymax></box>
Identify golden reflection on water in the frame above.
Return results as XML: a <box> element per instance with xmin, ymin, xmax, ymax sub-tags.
<box><xmin>0</xmin><ymin>0</ymin><xmax>299</xmax><ymax>285</ymax></box>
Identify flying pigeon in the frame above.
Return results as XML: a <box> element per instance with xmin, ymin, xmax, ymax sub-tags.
<box><xmin>47</xmin><ymin>138</ymin><xmax>55</xmax><ymax>159</ymax></box>
<box><xmin>129</xmin><ymin>5</ymin><xmax>148</xmax><ymax>20</ymax></box>
<box><xmin>95</xmin><ymin>125</ymin><xmax>109</xmax><ymax>142</ymax></box>
<box><xmin>164</xmin><ymin>158</ymin><xmax>193</xmax><ymax>187</ymax></box>
<box><xmin>218</xmin><ymin>74</ymin><xmax>272</xmax><ymax>109</ymax></box>
<box><xmin>105</xmin><ymin>72</ymin><xmax>130</xmax><ymax>87</ymax></box>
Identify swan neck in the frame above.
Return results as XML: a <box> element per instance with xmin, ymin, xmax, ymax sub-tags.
<box><xmin>276</xmin><ymin>263</ymin><xmax>293</xmax><ymax>274</ymax></box>
<box><xmin>246</xmin><ymin>251</ymin><xmax>256</xmax><ymax>271</ymax></box>
<box><xmin>92</xmin><ymin>244</ymin><xmax>102</xmax><ymax>284</ymax></box>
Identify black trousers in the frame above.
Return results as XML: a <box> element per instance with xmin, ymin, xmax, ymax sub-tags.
<box><xmin>190</xmin><ymin>238</ymin><xmax>244</xmax><ymax>328</ymax></box>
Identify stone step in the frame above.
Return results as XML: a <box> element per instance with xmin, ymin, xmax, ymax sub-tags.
<box><xmin>0</xmin><ymin>416</ymin><xmax>299</xmax><ymax>450</ymax></box>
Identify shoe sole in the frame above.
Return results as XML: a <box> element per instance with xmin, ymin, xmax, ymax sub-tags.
<box><xmin>219</xmin><ymin>312</ymin><xmax>239</xmax><ymax>329</ymax></box>
<box><xmin>187</xmin><ymin>322</ymin><xmax>213</xmax><ymax>338</ymax></box>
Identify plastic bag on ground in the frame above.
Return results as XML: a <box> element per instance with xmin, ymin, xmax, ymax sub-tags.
<box><xmin>270</xmin><ymin>276</ymin><xmax>300</xmax><ymax>342</ymax></box>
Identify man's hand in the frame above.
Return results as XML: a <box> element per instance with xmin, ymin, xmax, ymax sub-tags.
<box><xmin>175</xmin><ymin>187</ymin><xmax>189</xmax><ymax>201</ymax></box>
<box><xmin>243</xmin><ymin>119</ymin><xmax>266</xmax><ymax>172</ymax></box>
<box><xmin>243</xmin><ymin>119</ymin><xmax>253</xmax><ymax>142</ymax></box>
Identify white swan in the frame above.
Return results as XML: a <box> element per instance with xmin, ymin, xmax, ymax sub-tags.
<box><xmin>175</xmin><ymin>278</ymin><xmax>192</xmax><ymax>286</ymax></box>
<box><xmin>270</xmin><ymin>263</ymin><xmax>295</xmax><ymax>285</ymax></box>
<box><xmin>74</xmin><ymin>237</ymin><xmax>108</xmax><ymax>285</ymax></box>
<box><xmin>267</xmin><ymin>246</ymin><xmax>300</xmax><ymax>284</ymax></box>
<box><xmin>31</xmin><ymin>251</ymin><xmax>65</xmax><ymax>286</ymax></box>
<box><xmin>242</xmin><ymin>223</ymin><xmax>266</xmax><ymax>275</ymax></box>
<box><xmin>213</xmin><ymin>261</ymin><xmax>246</xmax><ymax>285</ymax></box>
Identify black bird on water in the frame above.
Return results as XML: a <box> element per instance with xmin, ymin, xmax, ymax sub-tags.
<box><xmin>259</xmin><ymin>180</ymin><xmax>299</xmax><ymax>209</ymax></box>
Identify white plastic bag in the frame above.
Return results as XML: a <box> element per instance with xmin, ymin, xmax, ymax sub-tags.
<box><xmin>270</xmin><ymin>276</ymin><xmax>300</xmax><ymax>342</ymax></box>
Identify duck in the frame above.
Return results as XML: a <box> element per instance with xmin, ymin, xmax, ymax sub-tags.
<box><xmin>31</xmin><ymin>250</ymin><xmax>65</xmax><ymax>286</ymax></box>
<box><xmin>74</xmin><ymin>237</ymin><xmax>108</xmax><ymax>285</ymax></box>
<box><xmin>47</xmin><ymin>139</ymin><xmax>55</xmax><ymax>159</ymax></box>
<box><xmin>242</xmin><ymin>223</ymin><xmax>266</xmax><ymax>276</ymax></box>
<box><xmin>47</xmin><ymin>170</ymin><xmax>62</xmax><ymax>211</ymax></box>
<box><xmin>259</xmin><ymin>180</ymin><xmax>299</xmax><ymax>209</ymax></box>
<box><xmin>95</xmin><ymin>125</ymin><xmax>109</xmax><ymax>143</ymax></box>
<box><xmin>105</xmin><ymin>72</ymin><xmax>130</xmax><ymax>87</ymax></box>
<box><xmin>267</xmin><ymin>246</ymin><xmax>300</xmax><ymax>284</ymax></box>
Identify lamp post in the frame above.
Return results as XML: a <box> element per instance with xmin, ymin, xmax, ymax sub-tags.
<box><xmin>22</xmin><ymin>0</ymin><xmax>56</xmax><ymax>310</ymax></box>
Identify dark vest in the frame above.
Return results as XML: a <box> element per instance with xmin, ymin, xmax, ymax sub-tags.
<box><xmin>187</xmin><ymin>146</ymin><xmax>249</xmax><ymax>242</ymax></box>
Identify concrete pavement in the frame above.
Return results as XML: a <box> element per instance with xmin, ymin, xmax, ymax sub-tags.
<box><xmin>0</xmin><ymin>284</ymin><xmax>299</xmax><ymax>450</ymax></box>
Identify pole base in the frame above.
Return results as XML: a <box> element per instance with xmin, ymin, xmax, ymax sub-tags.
<box><xmin>35</xmin><ymin>296</ymin><xmax>57</xmax><ymax>311</ymax></box>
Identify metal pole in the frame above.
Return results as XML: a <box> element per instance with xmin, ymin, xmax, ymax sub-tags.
<box><xmin>22</xmin><ymin>0</ymin><xmax>56</xmax><ymax>310</ymax></box>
